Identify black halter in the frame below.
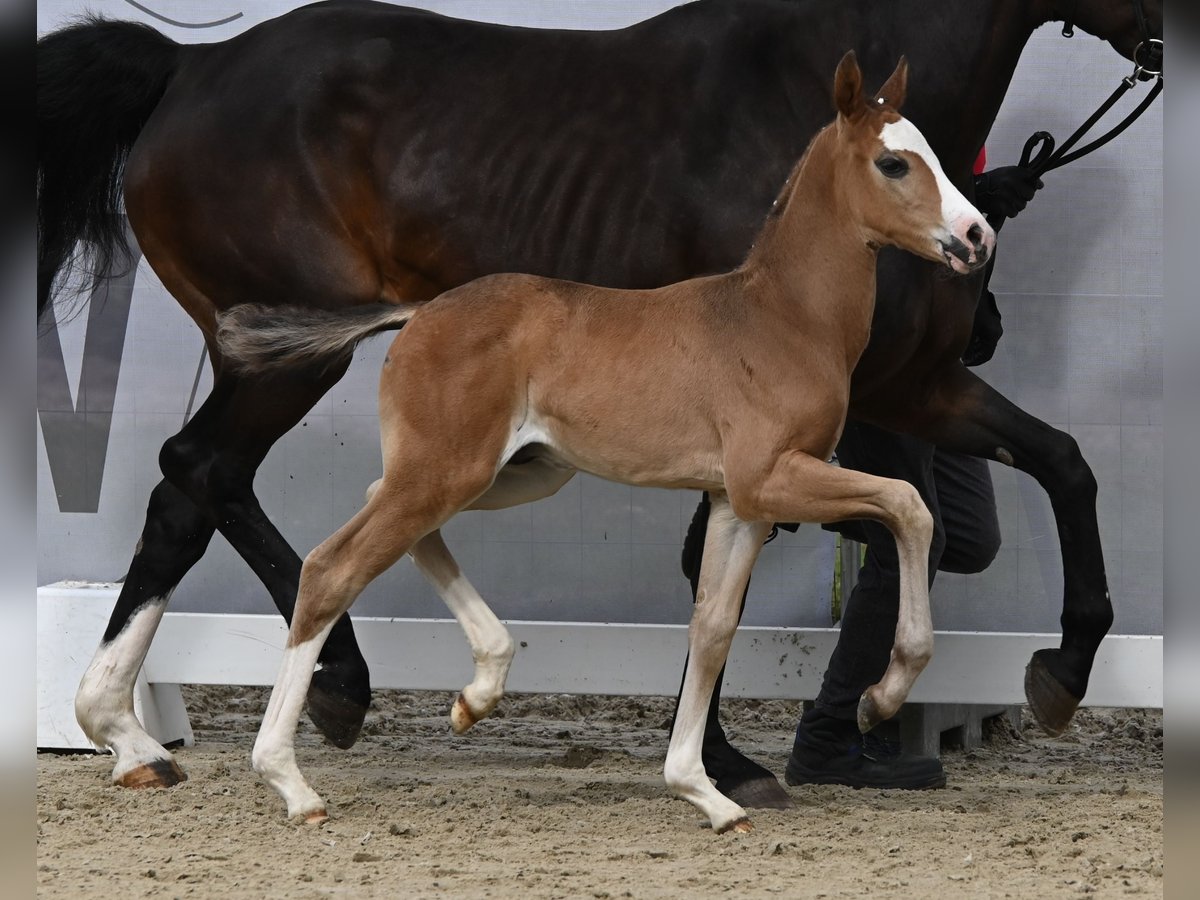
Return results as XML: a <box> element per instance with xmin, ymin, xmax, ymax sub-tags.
<box><xmin>1024</xmin><ymin>0</ymin><xmax>1163</xmax><ymax>178</ymax></box>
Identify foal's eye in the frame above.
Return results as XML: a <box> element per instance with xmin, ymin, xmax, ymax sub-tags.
<box><xmin>875</xmin><ymin>156</ymin><xmax>909</xmax><ymax>179</ymax></box>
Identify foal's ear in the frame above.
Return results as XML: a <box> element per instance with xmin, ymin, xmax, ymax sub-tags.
<box><xmin>873</xmin><ymin>56</ymin><xmax>909</xmax><ymax>112</ymax></box>
<box><xmin>833</xmin><ymin>50</ymin><xmax>863</xmax><ymax>119</ymax></box>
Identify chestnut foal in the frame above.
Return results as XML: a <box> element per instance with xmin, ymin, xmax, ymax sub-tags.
<box><xmin>218</xmin><ymin>53</ymin><xmax>993</xmax><ymax>834</ymax></box>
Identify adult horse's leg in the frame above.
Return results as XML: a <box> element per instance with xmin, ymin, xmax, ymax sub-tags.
<box><xmin>678</xmin><ymin>493</ymin><xmax>793</xmax><ymax>809</ymax></box>
<box><xmin>889</xmin><ymin>365</ymin><xmax>1114</xmax><ymax>735</ymax></box>
<box><xmin>665</xmin><ymin>494</ymin><xmax>771</xmax><ymax>833</ymax></box>
<box><xmin>76</xmin><ymin>359</ymin><xmax>371</xmax><ymax>785</ymax></box>
<box><xmin>75</xmin><ymin>479</ymin><xmax>213</xmax><ymax>787</ymax></box>
<box><xmin>161</xmin><ymin>362</ymin><xmax>373</xmax><ymax>747</ymax></box>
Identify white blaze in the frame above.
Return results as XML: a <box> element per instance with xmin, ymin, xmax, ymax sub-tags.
<box><xmin>879</xmin><ymin>118</ymin><xmax>982</xmax><ymax>227</ymax></box>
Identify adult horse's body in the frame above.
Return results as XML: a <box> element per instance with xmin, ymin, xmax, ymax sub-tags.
<box><xmin>38</xmin><ymin>0</ymin><xmax>1161</xmax><ymax>792</ymax></box>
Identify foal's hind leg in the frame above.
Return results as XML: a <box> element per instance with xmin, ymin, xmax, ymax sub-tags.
<box><xmin>254</xmin><ymin>467</ymin><xmax>495</xmax><ymax>821</ymax></box>
<box><xmin>379</xmin><ymin>458</ymin><xmax>574</xmax><ymax>733</ymax></box>
<box><xmin>409</xmin><ymin>531</ymin><xmax>515</xmax><ymax>733</ymax></box>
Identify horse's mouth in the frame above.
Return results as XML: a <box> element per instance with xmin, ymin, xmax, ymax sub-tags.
<box><xmin>939</xmin><ymin>237</ymin><xmax>987</xmax><ymax>275</ymax></box>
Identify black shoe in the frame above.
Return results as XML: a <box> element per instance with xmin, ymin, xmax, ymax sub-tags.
<box><xmin>785</xmin><ymin>715</ymin><xmax>945</xmax><ymax>790</ymax></box>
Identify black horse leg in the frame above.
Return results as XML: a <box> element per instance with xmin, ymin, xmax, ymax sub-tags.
<box><xmin>158</xmin><ymin>362</ymin><xmax>371</xmax><ymax>748</ymax></box>
<box><xmin>677</xmin><ymin>493</ymin><xmax>793</xmax><ymax>809</ymax></box>
<box><xmin>895</xmin><ymin>367</ymin><xmax>1113</xmax><ymax>735</ymax></box>
<box><xmin>75</xmin><ymin>479</ymin><xmax>214</xmax><ymax>786</ymax></box>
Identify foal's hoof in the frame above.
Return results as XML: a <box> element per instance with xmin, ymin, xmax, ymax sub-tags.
<box><xmin>307</xmin><ymin>670</ymin><xmax>370</xmax><ymax>750</ymax></box>
<box><xmin>1025</xmin><ymin>650</ymin><xmax>1082</xmax><ymax>737</ymax></box>
<box><xmin>450</xmin><ymin>694</ymin><xmax>478</xmax><ymax>735</ymax></box>
<box><xmin>716</xmin><ymin>817</ymin><xmax>754</xmax><ymax>835</ymax></box>
<box><xmin>115</xmin><ymin>758</ymin><xmax>188</xmax><ymax>790</ymax></box>
<box><xmin>302</xmin><ymin>809</ymin><xmax>329</xmax><ymax>826</ymax></box>
<box><xmin>717</xmin><ymin>773</ymin><xmax>794</xmax><ymax>810</ymax></box>
<box><xmin>856</xmin><ymin>691</ymin><xmax>885</xmax><ymax>734</ymax></box>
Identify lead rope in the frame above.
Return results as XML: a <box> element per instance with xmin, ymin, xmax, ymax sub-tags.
<box><xmin>1021</xmin><ymin>0</ymin><xmax>1163</xmax><ymax>183</ymax></box>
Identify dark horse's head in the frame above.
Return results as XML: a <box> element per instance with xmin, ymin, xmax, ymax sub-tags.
<box><xmin>1067</xmin><ymin>0</ymin><xmax>1163</xmax><ymax>79</ymax></box>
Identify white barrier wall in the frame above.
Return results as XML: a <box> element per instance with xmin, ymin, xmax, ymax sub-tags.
<box><xmin>36</xmin><ymin>1</ymin><xmax>1162</xmax><ymax>638</ymax></box>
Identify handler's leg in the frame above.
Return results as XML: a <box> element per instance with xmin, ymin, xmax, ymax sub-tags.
<box><xmin>932</xmin><ymin>448</ymin><xmax>1000</xmax><ymax>575</ymax></box>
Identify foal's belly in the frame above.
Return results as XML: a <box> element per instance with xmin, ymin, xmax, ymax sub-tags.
<box><xmin>503</xmin><ymin>409</ymin><xmax>726</xmax><ymax>493</ymax></box>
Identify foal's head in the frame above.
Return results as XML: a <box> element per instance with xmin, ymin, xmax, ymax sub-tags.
<box><xmin>829</xmin><ymin>52</ymin><xmax>994</xmax><ymax>275</ymax></box>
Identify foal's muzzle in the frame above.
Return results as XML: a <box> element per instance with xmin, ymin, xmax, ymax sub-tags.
<box><xmin>940</xmin><ymin>220</ymin><xmax>995</xmax><ymax>274</ymax></box>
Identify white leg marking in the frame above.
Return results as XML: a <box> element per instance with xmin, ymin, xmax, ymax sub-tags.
<box><xmin>410</xmin><ymin>530</ymin><xmax>514</xmax><ymax>732</ymax></box>
<box><xmin>75</xmin><ymin>598</ymin><xmax>183</xmax><ymax>785</ymax></box>
<box><xmin>663</xmin><ymin>495</ymin><xmax>770</xmax><ymax>833</ymax></box>
<box><xmin>252</xmin><ymin>624</ymin><xmax>334</xmax><ymax>821</ymax></box>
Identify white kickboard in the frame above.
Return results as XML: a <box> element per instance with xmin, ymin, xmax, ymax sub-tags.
<box><xmin>37</xmin><ymin>582</ymin><xmax>194</xmax><ymax>751</ymax></box>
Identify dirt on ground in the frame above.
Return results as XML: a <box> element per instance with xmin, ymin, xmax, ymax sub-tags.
<box><xmin>37</xmin><ymin>688</ymin><xmax>1162</xmax><ymax>899</ymax></box>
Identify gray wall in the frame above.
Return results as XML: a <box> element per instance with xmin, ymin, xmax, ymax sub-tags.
<box><xmin>36</xmin><ymin>1</ymin><xmax>1162</xmax><ymax>635</ymax></box>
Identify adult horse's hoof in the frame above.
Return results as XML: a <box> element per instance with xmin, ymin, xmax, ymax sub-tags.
<box><xmin>717</xmin><ymin>773</ymin><xmax>794</xmax><ymax>810</ymax></box>
<box><xmin>115</xmin><ymin>758</ymin><xmax>187</xmax><ymax>789</ymax></box>
<box><xmin>1025</xmin><ymin>649</ymin><xmax>1082</xmax><ymax>736</ymax></box>
<box><xmin>705</xmin><ymin>740</ymin><xmax>794</xmax><ymax>809</ymax></box>
<box><xmin>449</xmin><ymin>693</ymin><xmax>478</xmax><ymax>734</ymax></box>
<box><xmin>307</xmin><ymin>666</ymin><xmax>370</xmax><ymax>750</ymax></box>
<box><xmin>302</xmin><ymin>809</ymin><xmax>329</xmax><ymax>826</ymax></box>
<box><xmin>715</xmin><ymin>817</ymin><xmax>754</xmax><ymax>835</ymax></box>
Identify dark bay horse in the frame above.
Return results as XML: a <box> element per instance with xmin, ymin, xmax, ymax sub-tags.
<box><xmin>37</xmin><ymin>0</ymin><xmax>1161</xmax><ymax>793</ymax></box>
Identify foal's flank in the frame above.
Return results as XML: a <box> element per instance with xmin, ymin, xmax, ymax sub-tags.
<box><xmin>221</xmin><ymin>52</ymin><xmax>992</xmax><ymax>834</ymax></box>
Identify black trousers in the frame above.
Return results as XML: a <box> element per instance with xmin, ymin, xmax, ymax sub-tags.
<box><xmin>813</xmin><ymin>421</ymin><xmax>1001</xmax><ymax>720</ymax></box>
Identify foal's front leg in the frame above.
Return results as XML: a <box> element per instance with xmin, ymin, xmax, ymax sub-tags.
<box><xmin>728</xmin><ymin>449</ymin><xmax>935</xmax><ymax>730</ymax></box>
<box><xmin>664</xmin><ymin>493</ymin><xmax>772</xmax><ymax>833</ymax></box>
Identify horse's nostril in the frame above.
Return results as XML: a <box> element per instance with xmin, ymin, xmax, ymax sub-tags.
<box><xmin>967</xmin><ymin>223</ymin><xmax>984</xmax><ymax>251</ymax></box>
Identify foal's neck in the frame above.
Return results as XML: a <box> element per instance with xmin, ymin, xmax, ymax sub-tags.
<box><xmin>740</xmin><ymin>127</ymin><xmax>877</xmax><ymax>325</ymax></box>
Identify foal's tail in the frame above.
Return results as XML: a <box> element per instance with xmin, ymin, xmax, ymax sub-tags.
<box><xmin>216</xmin><ymin>303</ymin><xmax>423</xmax><ymax>374</ymax></box>
<box><xmin>37</xmin><ymin>16</ymin><xmax>181</xmax><ymax>321</ymax></box>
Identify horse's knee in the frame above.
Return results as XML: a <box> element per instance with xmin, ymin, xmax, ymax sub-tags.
<box><xmin>1048</xmin><ymin>433</ymin><xmax>1098</xmax><ymax>503</ymax></box>
<box><xmin>891</xmin><ymin>481</ymin><xmax>934</xmax><ymax>544</ymax></box>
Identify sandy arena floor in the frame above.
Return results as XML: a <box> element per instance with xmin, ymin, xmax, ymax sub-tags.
<box><xmin>37</xmin><ymin>689</ymin><xmax>1162</xmax><ymax>898</ymax></box>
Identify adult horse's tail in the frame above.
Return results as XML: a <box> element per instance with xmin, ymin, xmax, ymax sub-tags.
<box><xmin>37</xmin><ymin>17</ymin><xmax>180</xmax><ymax>321</ymax></box>
<box><xmin>217</xmin><ymin>303</ymin><xmax>423</xmax><ymax>374</ymax></box>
